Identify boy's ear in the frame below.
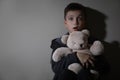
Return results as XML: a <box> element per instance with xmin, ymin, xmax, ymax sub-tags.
<box><xmin>64</xmin><ymin>20</ymin><xmax>67</xmax><ymax>25</ymax></box>
<box><xmin>64</xmin><ymin>20</ymin><xmax>68</xmax><ymax>29</ymax></box>
<box><xmin>61</xmin><ymin>35</ymin><xmax>69</xmax><ymax>44</ymax></box>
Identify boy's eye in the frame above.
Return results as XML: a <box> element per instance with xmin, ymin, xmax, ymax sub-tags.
<box><xmin>68</xmin><ymin>17</ymin><xmax>73</xmax><ymax>21</ymax></box>
<box><xmin>78</xmin><ymin>16</ymin><xmax>84</xmax><ymax>21</ymax></box>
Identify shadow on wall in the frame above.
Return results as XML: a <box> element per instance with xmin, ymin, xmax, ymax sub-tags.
<box><xmin>86</xmin><ymin>7</ymin><xmax>107</xmax><ymax>40</ymax></box>
<box><xmin>86</xmin><ymin>7</ymin><xmax>120</xmax><ymax>80</ymax></box>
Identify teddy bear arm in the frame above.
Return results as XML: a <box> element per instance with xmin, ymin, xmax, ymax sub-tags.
<box><xmin>52</xmin><ymin>47</ymin><xmax>72</xmax><ymax>62</ymax></box>
<box><xmin>90</xmin><ymin>41</ymin><xmax>104</xmax><ymax>56</ymax></box>
<box><xmin>61</xmin><ymin>35</ymin><xmax>69</xmax><ymax>44</ymax></box>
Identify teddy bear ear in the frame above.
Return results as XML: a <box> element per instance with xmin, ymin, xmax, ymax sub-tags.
<box><xmin>81</xmin><ymin>29</ymin><xmax>90</xmax><ymax>37</ymax></box>
<box><xmin>61</xmin><ymin>35</ymin><xmax>69</xmax><ymax>44</ymax></box>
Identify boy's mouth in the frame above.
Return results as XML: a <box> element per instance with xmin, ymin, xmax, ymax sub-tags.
<box><xmin>73</xmin><ymin>27</ymin><xmax>79</xmax><ymax>31</ymax></box>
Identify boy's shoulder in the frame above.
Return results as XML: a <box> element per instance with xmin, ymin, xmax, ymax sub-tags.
<box><xmin>52</xmin><ymin>37</ymin><xmax>61</xmax><ymax>43</ymax></box>
<box><xmin>50</xmin><ymin>37</ymin><xmax>67</xmax><ymax>49</ymax></box>
<box><xmin>51</xmin><ymin>32</ymin><xmax>69</xmax><ymax>45</ymax></box>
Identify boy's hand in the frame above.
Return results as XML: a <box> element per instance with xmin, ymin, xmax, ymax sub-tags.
<box><xmin>76</xmin><ymin>52</ymin><xmax>94</xmax><ymax>68</ymax></box>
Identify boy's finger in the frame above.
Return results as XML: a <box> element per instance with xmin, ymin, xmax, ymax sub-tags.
<box><xmin>88</xmin><ymin>59</ymin><xmax>93</xmax><ymax>64</ymax></box>
<box><xmin>88</xmin><ymin>59</ymin><xmax>94</xmax><ymax>67</ymax></box>
<box><xmin>90</xmin><ymin>56</ymin><xmax>95</xmax><ymax>60</ymax></box>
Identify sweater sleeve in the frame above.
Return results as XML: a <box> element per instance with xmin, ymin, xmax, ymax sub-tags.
<box><xmin>50</xmin><ymin>38</ymin><xmax>80</xmax><ymax>74</ymax></box>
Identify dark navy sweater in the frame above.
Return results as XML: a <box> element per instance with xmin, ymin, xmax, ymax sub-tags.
<box><xmin>50</xmin><ymin>36</ymin><xmax>108</xmax><ymax>80</ymax></box>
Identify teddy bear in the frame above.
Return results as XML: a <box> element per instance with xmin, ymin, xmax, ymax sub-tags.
<box><xmin>52</xmin><ymin>29</ymin><xmax>104</xmax><ymax>75</ymax></box>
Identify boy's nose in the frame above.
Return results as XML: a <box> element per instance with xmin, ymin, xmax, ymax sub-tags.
<box><xmin>74</xmin><ymin>19</ymin><xmax>79</xmax><ymax>25</ymax></box>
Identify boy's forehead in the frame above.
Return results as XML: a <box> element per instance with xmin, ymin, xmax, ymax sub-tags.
<box><xmin>66</xmin><ymin>10</ymin><xmax>83</xmax><ymax>16</ymax></box>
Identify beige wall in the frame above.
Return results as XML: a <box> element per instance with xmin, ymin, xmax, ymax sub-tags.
<box><xmin>0</xmin><ymin>0</ymin><xmax>120</xmax><ymax>80</ymax></box>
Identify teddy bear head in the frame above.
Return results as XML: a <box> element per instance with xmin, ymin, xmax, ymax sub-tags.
<box><xmin>61</xmin><ymin>29</ymin><xmax>90</xmax><ymax>50</ymax></box>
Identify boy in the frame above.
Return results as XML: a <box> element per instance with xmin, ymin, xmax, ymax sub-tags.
<box><xmin>50</xmin><ymin>3</ymin><xmax>96</xmax><ymax>80</ymax></box>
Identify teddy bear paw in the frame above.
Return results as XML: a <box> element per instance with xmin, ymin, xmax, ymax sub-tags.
<box><xmin>68</xmin><ymin>63</ymin><xmax>82</xmax><ymax>74</ymax></box>
<box><xmin>90</xmin><ymin>41</ymin><xmax>104</xmax><ymax>56</ymax></box>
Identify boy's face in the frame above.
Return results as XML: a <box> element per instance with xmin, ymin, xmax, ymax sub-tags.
<box><xmin>64</xmin><ymin>10</ymin><xmax>85</xmax><ymax>33</ymax></box>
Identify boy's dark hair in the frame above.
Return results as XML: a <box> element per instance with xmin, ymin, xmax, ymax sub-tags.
<box><xmin>64</xmin><ymin>3</ymin><xmax>86</xmax><ymax>20</ymax></box>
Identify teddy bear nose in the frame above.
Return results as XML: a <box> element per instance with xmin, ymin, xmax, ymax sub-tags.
<box><xmin>80</xmin><ymin>44</ymin><xmax>83</xmax><ymax>48</ymax></box>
